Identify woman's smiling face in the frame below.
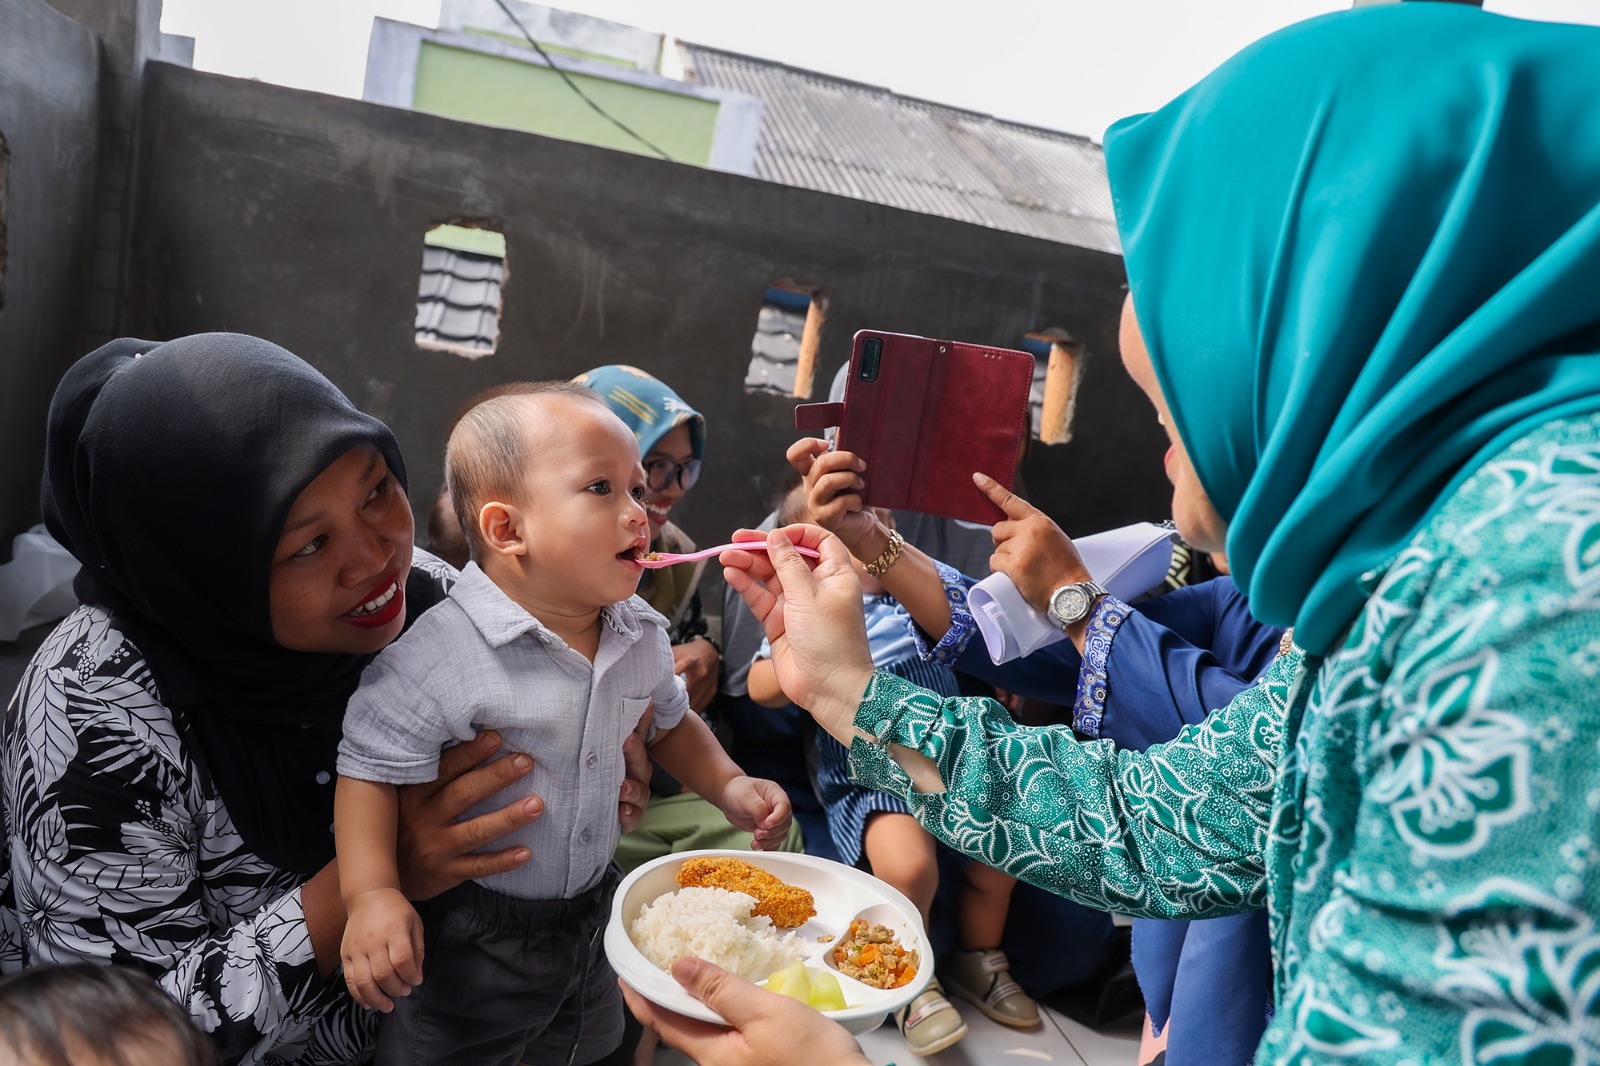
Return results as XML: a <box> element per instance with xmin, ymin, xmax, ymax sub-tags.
<box><xmin>268</xmin><ymin>444</ymin><xmax>414</xmax><ymax>654</ymax></box>
<box><xmin>640</xmin><ymin>422</ymin><xmax>696</xmax><ymax>538</ymax></box>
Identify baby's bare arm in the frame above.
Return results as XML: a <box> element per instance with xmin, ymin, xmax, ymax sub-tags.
<box><xmin>648</xmin><ymin>713</ymin><xmax>743</xmax><ymax>803</ymax></box>
<box><xmin>335</xmin><ymin>776</ymin><xmax>403</xmax><ymax>899</ymax></box>
<box><xmin>746</xmin><ymin>658</ymin><xmax>789</xmax><ymax>709</ymax></box>
<box><xmin>336</xmin><ymin>776</ymin><xmax>425</xmax><ymax>1011</ymax></box>
<box><xmin>651</xmin><ymin>715</ymin><xmax>792</xmax><ymax>849</ymax></box>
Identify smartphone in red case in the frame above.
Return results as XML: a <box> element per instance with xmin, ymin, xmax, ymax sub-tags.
<box><xmin>794</xmin><ymin>331</ymin><xmax>1034</xmax><ymax>525</ymax></box>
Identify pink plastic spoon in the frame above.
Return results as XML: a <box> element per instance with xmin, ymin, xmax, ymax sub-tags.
<box><xmin>638</xmin><ymin>541</ymin><xmax>821</xmax><ymax>569</ymax></box>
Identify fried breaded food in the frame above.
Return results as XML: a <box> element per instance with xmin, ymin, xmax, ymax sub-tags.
<box><xmin>675</xmin><ymin>857</ymin><xmax>817</xmax><ymax>928</ymax></box>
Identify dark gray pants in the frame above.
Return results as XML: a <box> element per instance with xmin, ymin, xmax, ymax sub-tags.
<box><xmin>376</xmin><ymin>865</ymin><xmax>623</xmax><ymax>1066</ymax></box>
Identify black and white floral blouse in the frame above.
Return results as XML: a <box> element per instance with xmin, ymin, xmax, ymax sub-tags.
<box><xmin>0</xmin><ymin>556</ymin><xmax>454</xmax><ymax>1066</ymax></box>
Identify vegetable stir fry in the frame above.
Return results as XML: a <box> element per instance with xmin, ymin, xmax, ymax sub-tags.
<box><xmin>830</xmin><ymin>919</ymin><xmax>919</xmax><ymax>989</ymax></box>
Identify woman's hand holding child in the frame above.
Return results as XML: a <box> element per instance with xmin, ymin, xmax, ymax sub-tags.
<box><xmin>394</xmin><ymin>730</ymin><xmax>542</xmax><ymax>902</ymax></box>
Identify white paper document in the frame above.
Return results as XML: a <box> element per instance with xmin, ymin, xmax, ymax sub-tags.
<box><xmin>967</xmin><ymin>523</ymin><xmax>1176</xmax><ymax>665</ymax></box>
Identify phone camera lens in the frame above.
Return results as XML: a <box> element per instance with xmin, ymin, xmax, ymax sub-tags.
<box><xmin>860</xmin><ymin>337</ymin><xmax>882</xmax><ymax>381</ymax></box>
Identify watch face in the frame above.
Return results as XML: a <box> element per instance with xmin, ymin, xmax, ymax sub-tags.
<box><xmin>1050</xmin><ymin>585</ymin><xmax>1090</xmax><ymax>625</ymax></box>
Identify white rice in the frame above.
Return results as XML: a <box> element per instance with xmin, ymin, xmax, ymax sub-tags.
<box><xmin>629</xmin><ymin>886</ymin><xmax>805</xmax><ymax>980</ymax></box>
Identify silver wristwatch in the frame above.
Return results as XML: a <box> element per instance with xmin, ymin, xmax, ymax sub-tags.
<box><xmin>1046</xmin><ymin>580</ymin><xmax>1108</xmax><ymax>630</ymax></box>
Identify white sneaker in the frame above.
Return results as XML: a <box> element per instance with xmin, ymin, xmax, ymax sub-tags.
<box><xmin>894</xmin><ymin>978</ymin><xmax>969</xmax><ymax>1055</ymax></box>
<box><xmin>944</xmin><ymin>948</ymin><xmax>1041</xmax><ymax>1028</ymax></box>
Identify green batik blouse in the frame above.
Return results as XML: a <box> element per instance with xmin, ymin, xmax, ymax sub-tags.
<box><xmin>849</xmin><ymin>413</ymin><xmax>1600</xmax><ymax>1063</ymax></box>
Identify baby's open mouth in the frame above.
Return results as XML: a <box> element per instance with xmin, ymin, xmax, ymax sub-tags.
<box><xmin>618</xmin><ymin>547</ymin><xmax>655</xmax><ymax>562</ymax></box>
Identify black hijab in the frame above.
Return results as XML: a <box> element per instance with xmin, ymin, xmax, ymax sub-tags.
<box><xmin>43</xmin><ymin>334</ymin><xmax>438</xmax><ymax>874</ymax></box>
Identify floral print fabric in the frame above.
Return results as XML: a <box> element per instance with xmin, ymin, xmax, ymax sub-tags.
<box><xmin>0</xmin><ymin>556</ymin><xmax>456</xmax><ymax>1065</ymax></box>
<box><xmin>850</xmin><ymin>414</ymin><xmax>1600</xmax><ymax>1063</ymax></box>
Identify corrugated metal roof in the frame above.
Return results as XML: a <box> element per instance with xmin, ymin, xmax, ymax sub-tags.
<box><xmin>746</xmin><ymin>301</ymin><xmax>805</xmax><ymax>395</ymax></box>
<box><xmin>416</xmin><ymin>246</ymin><xmax>504</xmax><ymax>351</ymax></box>
<box><xmin>684</xmin><ymin>45</ymin><xmax>1120</xmax><ymax>254</ymax></box>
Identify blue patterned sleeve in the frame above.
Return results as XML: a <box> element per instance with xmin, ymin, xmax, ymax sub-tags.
<box><xmin>907</xmin><ymin>561</ymin><xmax>980</xmax><ymax>666</ymax></box>
<box><xmin>846</xmin><ymin>651</ymin><xmax>1300</xmax><ymax>920</ymax></box>
<box><xmin>1071</xmin><ymin>595</ymin><xmax>1131</xmax><ymax>738</ymax></box>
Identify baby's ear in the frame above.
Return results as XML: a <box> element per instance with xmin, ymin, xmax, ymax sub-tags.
<box><xmin>479</xmin><ymin>500</ymin><xmax>528</xmax><ymax>557</ymax></box>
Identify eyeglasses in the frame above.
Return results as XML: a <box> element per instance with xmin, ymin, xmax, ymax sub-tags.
<box><xmin>643</xmin><ymin>457</ymin><xmax>703</xmax><ymax>492</ymax></box>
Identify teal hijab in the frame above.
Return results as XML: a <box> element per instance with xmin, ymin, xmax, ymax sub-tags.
<box><xmin>571</xmin><ymin>364</ymin><xmax>705</xmax><ymax>460</ymax></box>
<box><xmin>1105</xmin><ymin>4</ymin><xmax>1600</xmax><ymax>655</ymax></box>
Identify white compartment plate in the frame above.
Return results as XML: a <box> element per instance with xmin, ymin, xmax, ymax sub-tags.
<box><xmin>605</xmin><ymin>849</ymin><xmax>932</xmax><ymax>1035</ymax></box>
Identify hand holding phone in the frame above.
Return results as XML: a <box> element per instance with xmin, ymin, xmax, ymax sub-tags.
<box><xmin>795</xmin><ymin>331</ymin><xmax>1034</xmax><ymax>525</ymax></box>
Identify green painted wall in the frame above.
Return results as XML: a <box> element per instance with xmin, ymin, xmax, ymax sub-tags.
<box><xmin>461</xmin><ymin>28</ymin><xmax>638</xmax><ymax>70</ymax></box>
<box><xmin>424</xmin><ymin>223</ymin><xmax>506</xmax><ymax>257</ymax></box>
<box><xmin>413</xmin><ymin>41</ymin><xmax>717</xmax><ymax>165</ymax></box>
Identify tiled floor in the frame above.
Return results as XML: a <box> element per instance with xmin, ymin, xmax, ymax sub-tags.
<box><xmin>656</xmin><ymin>1004</ymin><xmax>1140</xmax><ymax>1065</ymax></box>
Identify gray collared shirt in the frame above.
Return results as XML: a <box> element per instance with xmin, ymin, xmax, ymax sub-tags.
<box><xmin>339</xmin><ymin>562</ymin><xmax>689</xmax><ymax>899</ymax></box>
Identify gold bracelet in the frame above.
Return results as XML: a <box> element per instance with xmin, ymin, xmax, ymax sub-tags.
<box><xmin>863</xmin><ymin>529</ymin><xmax>905</xmax><ymax>577</ymax></box>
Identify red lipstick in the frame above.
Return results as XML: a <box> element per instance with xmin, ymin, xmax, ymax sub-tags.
<box><xmin>343</xmin><ymin>575</ymin><xmax>405</xmax><ymax>629</ymax></box>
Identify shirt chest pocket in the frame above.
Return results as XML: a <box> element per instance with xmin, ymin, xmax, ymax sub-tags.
<box><xmin>621</xmin><ymin>695</ymin><xmax>656</xmax><ymax>744</ymax></box>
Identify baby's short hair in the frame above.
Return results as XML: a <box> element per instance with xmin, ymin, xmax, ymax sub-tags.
<box><xmin>445</xmin><ymin>381</ymin><xmax>610</xmax><ymax>564</ymax></box>
<box><xmin>0</xmin><ymin>963</ymin><xmax>216</xmax><ymax>1066</ymax></box>
<box><xmin>774</xmin><ymin>479</ymin><xmax>811</xmax><ymax>527</ymax></box>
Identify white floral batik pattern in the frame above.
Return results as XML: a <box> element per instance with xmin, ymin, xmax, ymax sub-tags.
<box><xmin>2</xmin><ymin>607</ymin><xmax>356</xmax><ymax>1066</ymax></box>
<box><xmin>0</xmin><ymin>553</ymin><xmax>456</xmax><ymax>1065</ymax></box>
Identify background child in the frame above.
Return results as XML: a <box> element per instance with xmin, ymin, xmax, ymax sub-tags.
<box><xmin>0</xmin><ymin>964</ymin><xmax>216</xmax><ymax>1066</ymax></box>
<box><xmin>335</xmin><ymin>383</ymin><xmax>791</xmax><ymax>1066</ymax></box>
<box><xmin>747</xmin><ymin>485</ymin><xmax>1040</xmax><ymax>1057</ymax></box>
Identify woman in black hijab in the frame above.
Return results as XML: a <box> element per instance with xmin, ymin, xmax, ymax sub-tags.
<box><xmin>0</xmin><ymin>335</ymin><xmax>647</xmax><ymax>1065</ymax></box>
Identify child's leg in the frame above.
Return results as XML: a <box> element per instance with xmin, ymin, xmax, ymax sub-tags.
<box><xmin>864</xmin><ymin>814</ymin><xmax>968</xmax><ymax>1055</ymax></box>
<box><xmin>946</xmin><ymin>863</ymin><xmax>1041</xmax><ymax>1028</ymax></box>
<box><xmin>958</xmin><ymin>862</ymin><xmax>1018</xmax><ymax>950</ymax></box>
<box><xmin>861</xmin><ymin>812</ymin><xmax>938</xmax><ymax>926</ymax></box>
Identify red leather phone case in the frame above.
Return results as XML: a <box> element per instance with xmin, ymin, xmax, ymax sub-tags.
<box><xmin>794</xmin><ymin>331</ymin><xmax>1034</xmax><ymax>525</ymax></box>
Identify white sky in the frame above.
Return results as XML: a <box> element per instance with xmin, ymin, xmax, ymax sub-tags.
<box><xmin>159</xmin><ymin>0</ymin><xmax>1600</xmax><ymax>141</ymax></box>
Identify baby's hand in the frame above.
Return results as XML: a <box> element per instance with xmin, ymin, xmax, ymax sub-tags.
<box><xmin>719</xmin><ymin>776</ymin><xmax>794</xmax><ymax>851</ymax></box>
<box><xmin>341</xmin><ymin>887</ymin><xmax>425</xmax><ymax>1012</ymax></box>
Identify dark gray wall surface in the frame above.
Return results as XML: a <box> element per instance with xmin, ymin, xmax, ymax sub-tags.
<box><xmin>126</xmin><ymin>65</ymin><xmax>1168</xmax><ymax>578</ymax></box>
<box><xmin>44</xmin><ymin>0</ymin><xmax>163</xmax><ymax>351</ymax></box>
<box><xmin>0</xmin><ymin>0</ymin><xmax>99</xmax><ymax>561</ymax></box>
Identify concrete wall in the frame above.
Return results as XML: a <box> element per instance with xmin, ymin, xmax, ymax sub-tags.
<box><xmin>125</xmin><ymin>64</ymin><xmax>1168</xmax><ymax>591</ymax></box>
<box><xmin>46</xmin><ymin>0</ymin><xmax>163</xmax><ymax>349</ymax></box>
<box><xmin>0</xmin><ymin>0</ymin><xmax>100</xmax><ymax>561</ymax></box>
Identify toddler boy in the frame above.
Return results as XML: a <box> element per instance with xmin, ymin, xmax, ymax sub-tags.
<box><xmin>335</xmin><ymin>382</ymin><xmax>791</xmax><ymax>1066</ymax></box>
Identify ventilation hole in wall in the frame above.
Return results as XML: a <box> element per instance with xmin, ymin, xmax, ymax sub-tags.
<box><xmin>415</xmin><ymin>222</ymin><xmax>505</xmax><ymax>358</ymax></box>
<box><xmin>1023</xmin><ymin>329</ymin><xmax>1081</xmax><ymax>444</ymax></box>
<box><xmin>746</xmin><ymin>282</ymin><xmax>825</xmax><ymax>397</ymax></box>
<box><xmin>0</xmin><ymin>131</ymin><xmax>9</xmax><ymax>313</ymax></box>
